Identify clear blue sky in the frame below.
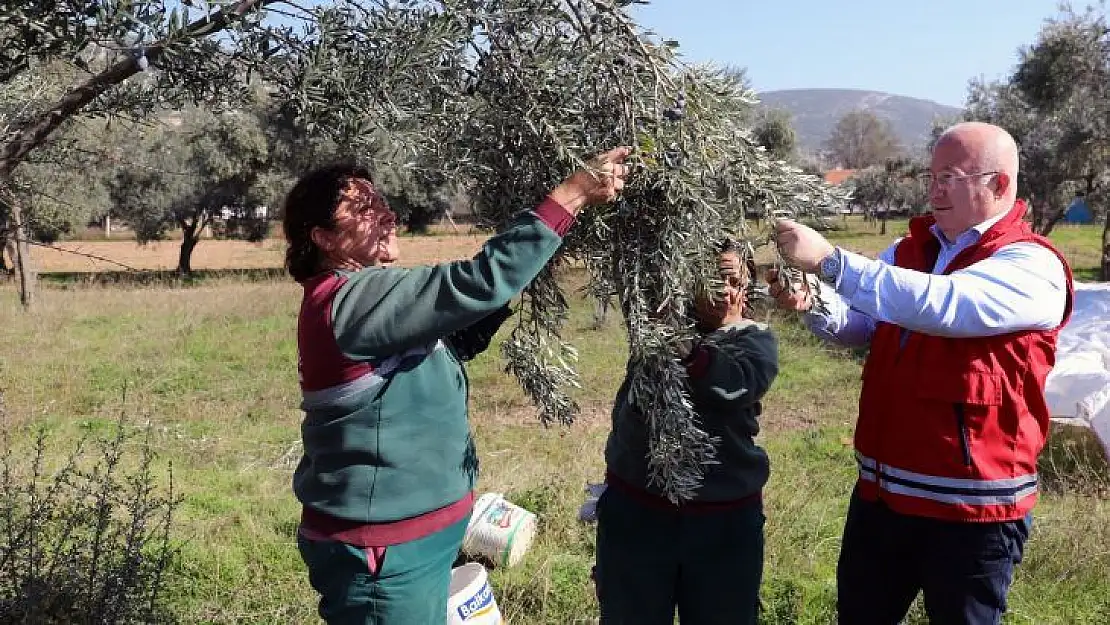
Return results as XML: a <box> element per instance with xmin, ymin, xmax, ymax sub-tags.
<box><xmin>256</xmin><ymin>0</ymin><xmax>1056</xmax><ymax>108</ymax></box>
<box><xmin>628</xmin><ymin>0</ymin><xmax>1055</xmax><ymax>107</ymax></box>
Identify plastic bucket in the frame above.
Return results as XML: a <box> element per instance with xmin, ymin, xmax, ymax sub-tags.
<box><xmin>446</xmin><ymin>562</ymin><xmax>503</xmax><ymax>625</ymax></box>
<box><xmin>462</xmin><ymin>492</ymin><xmax>538</xmax><ymax>568</ymax></box>
<box><xmin>577</xmin><ymin>482</ymin><xmax>607</xmax><ymax>523</ymax></box>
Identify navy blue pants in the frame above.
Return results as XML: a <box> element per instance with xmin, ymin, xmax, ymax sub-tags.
<box><xmin>836</xmin><ymin>488</ymin><xmax>1031</xmax><ymax>625</ymax></box>
<box><xmin>594</xmin><ymin>483</ymin><xmax>765</xmax><ymax>625</ymax></box>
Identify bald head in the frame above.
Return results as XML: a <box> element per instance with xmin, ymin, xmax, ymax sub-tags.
<box><xmin>928</xmin><ymin>122</ymin><xmax>1021</xmax><ymax>238</ymax></box>
<box><xmin>935</xmin><ymin>122</ymin><xmax>1019</xmax><ymax>202</ymax></box>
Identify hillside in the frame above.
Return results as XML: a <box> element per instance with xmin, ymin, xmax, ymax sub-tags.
<box><xmin>756</xmin><ymin>88</ymin><xmax>963</xmax><ymax>156</ymax></box>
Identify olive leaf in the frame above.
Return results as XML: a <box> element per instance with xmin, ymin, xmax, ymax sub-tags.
<box><xmin>267</xmin><ymin>0</ymin><xmax>849</xmax><ymax>502</ymax></box>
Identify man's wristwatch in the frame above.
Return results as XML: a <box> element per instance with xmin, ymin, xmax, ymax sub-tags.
<box><xmin>816</xmin><ymin>248</ymin><xmax>842</xmax><ymax>284</ymax></box>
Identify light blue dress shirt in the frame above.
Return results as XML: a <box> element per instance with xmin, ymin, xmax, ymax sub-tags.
<box><xmin>804</xmin><ymin>210</ymin><xmax>1069</xmax><ymax>348</ymax></box>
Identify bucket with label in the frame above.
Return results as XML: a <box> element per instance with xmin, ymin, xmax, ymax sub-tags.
<box><xmin>462</xmin><ymin>492</ymin><xmax>538</xmax><ymax>568</ymax></box>
<box><xmin>447</xmin><ymin>562</ymin><xmax>503</xmax><ymax>625</ymax></box>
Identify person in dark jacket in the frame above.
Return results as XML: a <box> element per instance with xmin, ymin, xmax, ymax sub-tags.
<box><xmin>594</xmin><ymin>240</ymin><xmax>780</xmax><ymax>625</ymax></box>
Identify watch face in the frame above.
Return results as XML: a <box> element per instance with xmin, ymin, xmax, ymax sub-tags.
<box><xmin>821</xmin><ymin>256</ymin><xmax>838</xmax><ymax>280</ymax></box>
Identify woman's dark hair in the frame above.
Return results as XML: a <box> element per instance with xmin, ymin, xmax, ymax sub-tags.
<box><xmin>282</xmin><ymin>162</ymin><xmax>375</xmax><ymax>282</ymax></box>
<box><xmin>717</xmin><ymin>236</ymin><xmax>742</xmax><ymax>257</ymax></box>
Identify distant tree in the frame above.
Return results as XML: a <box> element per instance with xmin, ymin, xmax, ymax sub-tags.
<box><xmin>824</xmin><ymin>110</ymin><xmax>903</xmax><ymax>169</ymax></box>
<box><xmin>925</xmin><ymin>116</ymin><xmax>962</xmax><ymax>156</ymax></box>
<box><xmin>259</xmin><ymin>91</ymin><xmax>455</xmax><ymax>235</ymax></box>
<box><xmin>752</xmin><ymin>108</ymin><xmax>797</xmax><ymax>162</ymax></box>
<box><xmin>375</xmin><ymin>167</ymin><xmax>454</xmax><ymax>235</ymax></box>
<box><xmin>108</xmin><ymin>106</ymin><xmax>272</xmax><ymax>274</ymax></box>
<box><xmin>795</xmin><ymin>155</ymin><xmax>826</xmax><ymax>178</ymax></box>
<box><xmin>849</xmin><ymin>157</ymin><xmax>927</xmax><ymax>235</ymax></box>
<box><xmin>963</xmin><ymin>3</ymin><xmax>1110</xmax><ymax>268</ymax></box>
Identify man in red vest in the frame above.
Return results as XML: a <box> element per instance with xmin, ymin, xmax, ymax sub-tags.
<box><xmin>769</xmin><ymin>121</ymin><xmax>1074</xmax><ymax>624</ymax></box>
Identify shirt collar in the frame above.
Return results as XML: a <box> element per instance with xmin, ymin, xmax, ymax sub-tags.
<box><xmin>930</xmin><ymin>208</ymin><xmax>1009</xmax><ymax>247</ymax></box>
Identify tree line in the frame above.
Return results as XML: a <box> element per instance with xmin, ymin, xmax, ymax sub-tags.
<box><xmin>2</xmin><ymin>2</ymin><xmax>1107</xmax><ymax>294</ymax></box>
<box><xmin>816</xmin><ymin>4</ymin><xmax>1110</xmax><ymax>282</ymax></box>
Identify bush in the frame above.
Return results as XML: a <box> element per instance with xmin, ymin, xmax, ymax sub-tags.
<box><xmin>0</xmin><ymin>416</ymin><xmax>182</xmax><ymax>624</ymax></box>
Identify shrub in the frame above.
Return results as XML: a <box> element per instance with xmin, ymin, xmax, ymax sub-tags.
<box><xmin>0</xmin><ymin>416</ymin><xmax>181</xmax><ymax>624</ymax></box>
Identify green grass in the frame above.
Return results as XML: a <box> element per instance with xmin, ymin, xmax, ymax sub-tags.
<box><xmin>0</xmin><ymin>220</ymin><xmax>1106</xmax><ymax>624</ymax></box>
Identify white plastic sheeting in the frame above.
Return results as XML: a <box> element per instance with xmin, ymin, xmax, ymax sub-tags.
<box><xmin>1045</xmin><ymin>281</ymin><xmax>1110</xmax><ymax>460</ymax></box>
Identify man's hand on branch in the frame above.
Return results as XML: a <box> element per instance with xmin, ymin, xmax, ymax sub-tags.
<box><xmin>549</xmin><ymin>146</ymin><xmax>632</xmax><ymax>215</ymax></box>
<box><xmin>774</xmin><ymin>218</ymin><xmax>834</xmax><ymax>273</ymax></box>
<box><xmin>765</xmin><ymin>267</ymin><xmax>814</xmax><ymax>312</ymax></box>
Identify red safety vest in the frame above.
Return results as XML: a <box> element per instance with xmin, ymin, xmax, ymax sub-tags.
<box><xmin>854</xmin><ymin>200</ymin><xmax>1075</xmax><ymax>522</ymax></box>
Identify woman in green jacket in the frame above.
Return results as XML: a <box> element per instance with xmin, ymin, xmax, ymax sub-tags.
<box><xmin>281</xmin><ymin>147</ymin><xmax>629</xmax><ymax>625</ymax></box>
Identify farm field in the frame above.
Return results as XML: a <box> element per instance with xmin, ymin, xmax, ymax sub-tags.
<box><xmin>8</xmin><ymin>1</ymin><xmax>1110</xmax><ymax>623</ymax></box>
<box><xmin>30</xmin><ymin>217</ymin><xmax>1104</xmax><ymax>281</ymax></box>
<box><xmin>27</xmin><ymin>232</ymin><xmax>486</xmax><ymax>274</ymax></box>
<box><xmin>0</xmin><ymin>220</ymin><xmax>1106</xmax><ymax>623</ymax></box>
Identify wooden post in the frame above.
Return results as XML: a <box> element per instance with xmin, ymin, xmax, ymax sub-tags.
<box><xmin>1101</xmin><ymin>206</ymin><xmax>1109</xmax><ymax>282</ymax></box>
<box><xmin>10</xmin><ymin>200</ymin><xmax>34</xmax><ymax>309</ymax></box>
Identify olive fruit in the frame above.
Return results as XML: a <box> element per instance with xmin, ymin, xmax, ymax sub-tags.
<box><xmin>664</xmin><ymin>148</ymin><xmax>684</xmax><ymax>169</ymax></box>
<box><xmin>662</xmin><ymin>107</ymin><xmax>684</xmax><ymax>121</ymax></box>
<box><xmin>135</xmin><ymin>48</ymin><xmax>149</xmax><ymax>71</ymax></box>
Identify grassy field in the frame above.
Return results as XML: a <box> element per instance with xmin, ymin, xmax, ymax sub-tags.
<box><xmin>0</xmin><ymin>219</ymin><xmax>1107</xmax><ymax>624</ymax></box>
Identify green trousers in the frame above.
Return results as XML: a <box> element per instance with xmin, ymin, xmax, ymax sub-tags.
<box><xmin>296</xmin><ymin>517</ymin><xmax>469</xmax><ymax>625</ymax></box>
<box><xmin>594</xmin><ymin>484</ymin><xmax>765</xmax><ymax>625</ymax></box>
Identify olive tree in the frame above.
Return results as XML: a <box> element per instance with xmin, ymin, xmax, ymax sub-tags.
<box><xmin>105</xmin><ymin>104</ymin><xmax>274</xmax><ymax>275</ymax></box>
<box><xmin>964</xmin><ymin>3</ymin><xmax>1110</xmax><ymax>257</ymax></box>
<box><xmin>258</xmin><ymin>0</ymin><xmax>848</xmax><ymax>501</ymax></box>
<box><xmin>849</xmin><ymin>158</ymin><xmax>927</xmax><ymax>235</ymax></box>
<box><xmin>0</xmin><ymin>0</ymin><xmax>288</xmax><ymax>305</ymax></box>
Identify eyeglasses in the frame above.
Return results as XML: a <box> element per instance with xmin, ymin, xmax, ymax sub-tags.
<box><xmin>917</xmin><ymin>171</ymin><xmax>1000</xmax><ymax>188</ymax></box>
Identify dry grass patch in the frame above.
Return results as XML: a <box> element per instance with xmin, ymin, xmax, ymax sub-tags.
<box><xmin>29</xmin><ymin>234</ymin><xmax>486</xmax><ymax>273</ymax></box>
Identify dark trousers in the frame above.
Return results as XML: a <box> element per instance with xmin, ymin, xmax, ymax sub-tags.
<box><xmin>836</xmin><ymin>487</ymin><xmax>1031</xmax><ymax>625</ymax></box>
<box><xmin>593</xmin><ymin>483</ymin><xmax>765</xmax><ymax>625</ymax></box>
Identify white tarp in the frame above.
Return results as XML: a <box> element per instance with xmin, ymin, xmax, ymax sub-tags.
<box><xmin>1045</xmin><ymin>281</ymin><xmax>1110</xmax><ymax>460</ymax></box>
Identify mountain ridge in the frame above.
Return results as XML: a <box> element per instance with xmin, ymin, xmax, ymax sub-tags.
<box><xmin>755</xmin><ymin>88</ymin><xmax>964</xmax><ymax>158</ymax></box>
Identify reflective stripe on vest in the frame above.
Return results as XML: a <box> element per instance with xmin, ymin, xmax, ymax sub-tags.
<box><xmin>301</xmin><ymin>340</ymin><xmax>446</xmax><ymax>411</ymax></box>
<box><xmin>855</xmin><ymin>452</ymin><xmax>1038</xmax><ymax>507</ymax></box>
